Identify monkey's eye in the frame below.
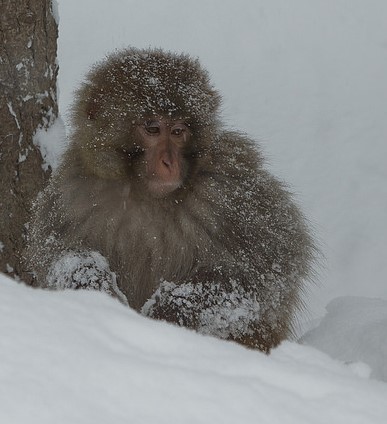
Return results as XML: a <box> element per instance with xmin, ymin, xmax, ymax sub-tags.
<box><xmin>171</xmin><ymin>124</ymin><xmax>188</xmax><ymax>137</ymax></box>
<box><xmin>144</xmin><ymin>120</ymin><xmax>160</xmax><ymax>135</ymax></box>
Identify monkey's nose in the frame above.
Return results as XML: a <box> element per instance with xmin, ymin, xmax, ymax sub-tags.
<box><xmin>160</xmin><ymin>151</ymin><xmax>175</xmax><ymax>170</ymax></box>
<box><xmin>157</xmin><ymin>151</ymin><xmax>179</xmax><ymax>181</ymax></box>
<box><xmin>162</xmin><ymin>157</ymin><xmax>172</xmax><ymax>168</ymax></box>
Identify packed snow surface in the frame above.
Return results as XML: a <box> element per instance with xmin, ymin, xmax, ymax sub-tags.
<box><xmin>1</xmin><ymin>274</ymin><xmax>387</xmax><ymax>424</ymax></box>
<box><xmin>302</xmin><ymin>297</ymin><xmax>387</xmax><ymax>382</ymax></box>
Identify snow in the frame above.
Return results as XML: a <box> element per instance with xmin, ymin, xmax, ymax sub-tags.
<box><xmin>143</xmin><ymin>279</ymin><xmax>262</xmax><ymax>340</ymax></box>
<box><xmin>2</xmin><ymin>273</ymin><xmax>387</xmax><ymax>424</ymax></box>
<box><xmin>33</xmin><ymin>115</ymin><xmax>66</xmax><ymax>171</ymax></box>
<box><xmin>7</xmin><ymin>101</ymin><xmax>20</xmax><ymax>129</ymax></box>
<box><xmin>302</xmin><ymin>297</ymin><xmax>387</xmax><ymax>382</ymax></box>
<box><xmin>2</xmin><ymin>0</ymin><xmax>387</xmax><ymax>421</ymax></box>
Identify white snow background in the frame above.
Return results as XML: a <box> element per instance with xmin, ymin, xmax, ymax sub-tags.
<box><xmin>1</xmin><ymin>0</ymin><xmax>387</xmax><ymax>422</ymax></box>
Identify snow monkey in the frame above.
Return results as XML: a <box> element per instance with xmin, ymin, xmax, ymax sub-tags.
<box><xmin>25</xmin><ymin>47</ymin><xmax>315</xmax><ymax>352</ymax></box>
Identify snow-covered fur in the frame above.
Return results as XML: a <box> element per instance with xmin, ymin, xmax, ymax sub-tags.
<box><xmin>24</xmin><ymin>47</ymin><xmax>315</xmax><ymax>351</ymax></box>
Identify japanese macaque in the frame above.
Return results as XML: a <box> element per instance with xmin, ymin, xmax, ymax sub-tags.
<box><xmin>25</xmin><ymin>47</ymin><xmax>316</xmax><ymax>352</ymax></box>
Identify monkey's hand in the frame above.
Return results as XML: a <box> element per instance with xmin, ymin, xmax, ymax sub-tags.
<box><xmin>141</xmin><ymin>279</ymin><xmax>262</xmax><ymax>343</ymax></box>
<box><xmin>46</xmin><ymin>250</ymin><xmax>128</xmax><ymax>305</ymax></box>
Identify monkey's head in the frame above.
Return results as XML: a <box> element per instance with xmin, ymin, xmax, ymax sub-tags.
<box><xmin>70</xmin><ymin>47</ymin><xmax>221</xmax><ymax>198</ymax></box>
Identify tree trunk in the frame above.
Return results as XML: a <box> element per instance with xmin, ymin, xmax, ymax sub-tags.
<box><xmin>0</xmin><ymin>0</ymin><xmax>58</xmax><ymax>282</ymax></box>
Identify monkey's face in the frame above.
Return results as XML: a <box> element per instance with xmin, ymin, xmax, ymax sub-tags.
<box><xmin>136</xmin><ymin>117</ymin><xmax>191</xmax><ymax>198</ymax></box>
<box><xmin>72</xmin><ymin>48</ymin><xmax>220</xmax><ymax>197</ymax></box>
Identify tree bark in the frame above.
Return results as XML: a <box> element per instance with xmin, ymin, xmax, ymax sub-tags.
<box><xmin>0</xmin><ymin>0</ymin><xmax>58</xmax><ymax>282</ymax></box>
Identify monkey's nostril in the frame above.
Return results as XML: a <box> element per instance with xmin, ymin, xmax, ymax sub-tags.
<box><xmin>162</xmin><ymin>158</ymin><xmax>172</xmax><ymax>168</ymax></box>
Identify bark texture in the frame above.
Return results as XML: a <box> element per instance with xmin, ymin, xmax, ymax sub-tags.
<box><xmin>0</xmin><ymin>0</ymin><xmax>58</xmax><ymax>281</ymax></box>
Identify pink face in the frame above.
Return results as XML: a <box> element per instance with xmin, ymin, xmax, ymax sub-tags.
<box><xmin>137</xmin><ymin>118</ymin><xmax>191</xmax><ymax>197</ymax></box>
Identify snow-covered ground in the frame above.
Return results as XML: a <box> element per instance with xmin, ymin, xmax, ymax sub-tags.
<box><xmin>302</xmin><ymin>296</ymin><xmax>387</xmax><ymax>382</ymax></box>
<box><xmin>2</xmin><ymin>274</ymin><xmax>387</xmax><ymax>424</ymax></box>
<box><xmin>2</xmin><ymin>0</ymin><xmax>387</xmax><ymax>422</ymax></box>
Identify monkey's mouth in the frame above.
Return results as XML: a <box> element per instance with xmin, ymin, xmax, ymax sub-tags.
<box><xmin>147</xmin><ymin>178</ymin><xmax>183</xmax><ymax>198</ymax></box>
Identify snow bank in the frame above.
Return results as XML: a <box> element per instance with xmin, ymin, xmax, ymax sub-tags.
<box><xmin>1</xmin><ymin>274</ymin><xmax>387</xmax><ymax>424</ymax></box>
<box><xmin>302</xmin><ymin>297</ymin><xmax>387</xmax><ymax>382</ymax></box>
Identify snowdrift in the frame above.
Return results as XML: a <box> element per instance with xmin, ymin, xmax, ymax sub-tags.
<box><xmin>1</xmin><ymin>274</ymin><xmax>387</xmax><ymax>424</ymax></box>
<box><xmin>302</xmin><ymin>296</ymin><xmax>387</xmax><ymax>382</ymax></box>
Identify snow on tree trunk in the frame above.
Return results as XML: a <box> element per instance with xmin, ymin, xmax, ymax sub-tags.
<box><xmin>0</xmin><ymin>0</ymin><xmax>58</xmax><ymax>282</ymax></box>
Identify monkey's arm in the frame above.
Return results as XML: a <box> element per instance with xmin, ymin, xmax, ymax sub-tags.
<box><xmin>141</xmin><ymin>268</ymin><xmax>287</xmax><ymax>351</ymax></box>
<box><xmin>46</xmin><ymin>250</ymin><xmax>128</xmax><ymax>305</ymax></box>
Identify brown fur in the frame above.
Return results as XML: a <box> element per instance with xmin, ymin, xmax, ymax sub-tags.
<box><xmin>25</xmin><ymin>47</ymin><xmax>315</xmax><ymax>352</ymax></box>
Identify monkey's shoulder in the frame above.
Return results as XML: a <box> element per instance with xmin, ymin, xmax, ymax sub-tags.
<box><xmin>200</xmin><ymin>131</ymin><xmax>310</xmax><ymax>241</ymax></box>
<box><xmin>212</xmin><ymin>130</ymin><xmax>265</xmax><ymax>173</ymax></box>
<box><xmin>207</xmin><ymin>130</ymin><xmax>286</xmax><ymax>201</ymax></box>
